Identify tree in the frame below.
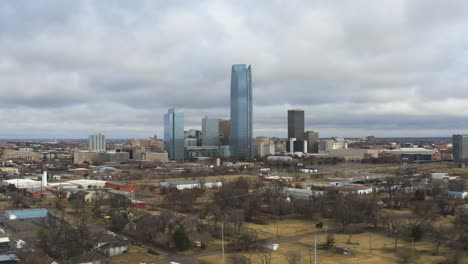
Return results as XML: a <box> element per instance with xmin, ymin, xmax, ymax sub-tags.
<box><xmin>237</xmin><ymin>229</ymin><xmax>259</xmax><ymax>252</ymax></box>
<box><xmin>448</xmin><ymin>179</ymin><xmax>466</xmax><ymax>192</ymax></box>
<box><xmin>228</xmin><ymin>254</ymin><xmax>251</xmax><ymax>264</ymax></box>
<box><xmin>285</xmin><ymin>251</ymin><xmax>301</xmax><ymax>264</ymax></box>
<box><xmin>430</xmin><ymin>224</ymin><xmax>451</xmax><ymax>256</ymax></box>
<box><xmin>257</xmin><ymin>251</ymin><xmax>272</xmax><ymax>264</ymax></box>
<box><xmin>173</xmin><ymin>225</ymin><xmax>190</xmax><ymax>251</ymax></box>
<box><xmin>324</xmin><ymin>233</ymin><xmax>335</xmax><ymax>249</ymax></box>
<box><xmin>381</xmin><ymin>214</ymin><xmax>406</xmax><ymax>252</ymax></box>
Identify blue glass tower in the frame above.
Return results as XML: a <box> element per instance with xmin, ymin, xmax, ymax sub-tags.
<box><xmin>164</xmin><ymin>108</ymin><xmax>185</xmax><ymax>160</ymax></box>
<box><xmin>230</xmin><ymin>64</ymin><xmax>252</xmax><ymax>157</ymax></box>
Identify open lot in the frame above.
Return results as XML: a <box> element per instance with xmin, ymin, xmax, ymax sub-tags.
<box><xmin>109</xmin><ymin>245</ymin><xmax>164</xmax><ymax>264</ymax></box>
<box><xmin>244</xmin><ymin>218</ymin><xmax>329</xmax><ymax>240</ymax></box>
<box><xmin>198</xmin><ymin>232</ymin><xmax>465</xmax><ymax>264</ymax></box>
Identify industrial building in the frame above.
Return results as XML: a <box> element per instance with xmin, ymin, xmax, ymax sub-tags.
<box><xmin>4</xmin><ymin>208</ymin><xmax>48</xmax><ymax>220</ymax></box>
<box><xmin>160</xmin><ymin>180</ymin><xmax>222</xmax><ymax>190</ymax></box>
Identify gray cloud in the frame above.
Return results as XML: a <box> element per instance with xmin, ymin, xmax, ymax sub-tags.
<box><xmin>0</xmin><ymin>0</ymin><xmax>468</xmax><ymax>139</ymax></box>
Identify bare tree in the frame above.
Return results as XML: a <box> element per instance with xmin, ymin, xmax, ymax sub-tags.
<box><xmin>380</xmin><ymin>213</ymin><xmax>406</xmax><ymax>252</ymax></box>
<box><xmin>285</xmin><ymin>251</ymin><xmax>301</xmax><ymax>264</ymax></box>
<box><xmin>257</xmin><ymin>251</ymin><xmax>272</xmax><ymax>264</ymax></box>
<box><xmin>228</xmin><ymin>254</ymin><xmax>251</xmax><ymax>264</ymax></box>
<box><xmin>430</xmin><ymin>224</ymin><xmax>450</xmax><ymax>256</ymax></box>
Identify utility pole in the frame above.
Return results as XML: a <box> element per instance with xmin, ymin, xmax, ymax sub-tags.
<box><xmin>314</xmin><ymin>235</ymin><xmax>317</xmax><ymax>264</ymax></box>
<box><xmin>221</xmin><ymin>220</ymin><xmax>225</xmax><ymax>264</ymax></box>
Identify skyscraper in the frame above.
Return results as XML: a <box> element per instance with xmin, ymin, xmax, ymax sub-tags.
<box><xmin>202</xmin><ymin>117</ymin><xmax>219</xmax><ymax>146</ymax></box>
<box><xmin>453</xmin><ymin>134</ymin><xmax>468</xmax><ymax>163</ymax></box>
<box><xmin>288</xmin><ymin>109</ymin><xmax>305</xmax><ymax>140</ymax></box>
<box><xmin>164</xmin><ymin>108</ymin><xmax>185</xmax><ymax>160</ymax></box>
<box><xmin>89</xmin><ymin>133</ymin><xmax>106</xmax><ymax>152</ymax></box>
<box><xmin>230</xmin><ymin>64</ymin><xmax>252</xmax><ymax>157</ymax></box>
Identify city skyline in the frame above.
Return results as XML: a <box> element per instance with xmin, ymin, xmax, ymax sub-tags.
<box><xmin>2</xmin><ymin>1</ymin><xmax>468</xmax><ymax>139</ymax></box>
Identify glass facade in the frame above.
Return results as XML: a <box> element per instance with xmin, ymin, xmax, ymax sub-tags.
<box><xmin>453</xmin><ymin>134</ymin><xmax>468</xmax><ymax>163</ymax></box>
<box><xmin>202</xmin><ymin>117</ymin><xmax>219</xmax><ymax>146</ymax></box>
<box><xmin>164</xmin><ymin>108</ymin><xmax>185</xmax><ymax>160</ymax></box>
<box><xmin>230</xmin><ymin>64</ymin><xmax>252</xmax><ymax>157</ymax></box>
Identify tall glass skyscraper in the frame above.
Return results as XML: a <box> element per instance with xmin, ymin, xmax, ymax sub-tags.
<box><xmin>230</xmin><ymin>64</ymin><xmax>252</xmax><ymax>157</ymax></box>
<box><xmin>164</xmin><ymin>108</ymin><xmax>185</xmax><ymax>160</ymax></box>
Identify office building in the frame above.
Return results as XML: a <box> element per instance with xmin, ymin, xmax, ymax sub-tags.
<box><xmin>202</xmin><ymin>117</ymin><xmax>219</xmax><ymax>146</ymax></box>
<box><xmin>89</xmin><ymin>133</ymin><xmax>106</xmax><ymax>152</ymax></box>
<box><xmin>230</xmin><ymin>64</ymin><xmax>253</xmax><ymax>157</ymax></box>
<box><xmin>164</xmin><ymin>108</ymin><xmax>185</xmax><ymax>160</ymax></box>
<box><xmin>253</xmin><ymin>137</ymin><xmax>275</xmax><ymax>157</ymax></box>
<box><xmin>288</xmin><ymin>110</ymin><xmax>305</xmax><ymax>140</ymax></box>
<box><xmin>305</xmin><ymin>131</ymin><xmax>319</xmax><ymax>153</ymax></box>
<box><xmin>219</xmin><ymin>119</ymin><xmax>231</xmax><ymax>145</ymax></box>
<box><xmin>453</xmin><ymin>135</ymin><xmax>468</xmax><ymax>163</ymax></box>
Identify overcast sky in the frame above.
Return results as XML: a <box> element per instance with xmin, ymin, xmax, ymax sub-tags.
<box><xmin>1</xmin><ymin>0</ymin><xmax>468</xmax><ymax>139</ymax></box>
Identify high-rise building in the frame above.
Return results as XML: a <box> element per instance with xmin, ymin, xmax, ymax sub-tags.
<box><xmin>288</xmin><ymin>109</ymin><xmax>305</xmax><ymax>140</ymax></box>
<box><xmin>305</xmin><ymin>131</ymin><xmax>319</xmax><ymax>153</ymax></box>
<box><xmin>453</xmin><ymin>135</ymin><xmax>468</xmax><ymax>163</ymax></box>
<box><xmin>202</xmin><ymin>117</ymin><xmax>219</xmax><ymax>146</ymax></box>
<box><xmin>218</xmin><ymin>119</ymin><xmax>231</xmax><ymax>145</ymax></box>
<box><xmin>88</xmin><ymin>133</ymin><xmax>106</xmax><ymax>152</ymax></box>
<box><xmin>253</xmin><ymin>137</ymin><xmax>275</xmax><ymax>157</ymax></box>
<box><xmin>164</xmin><ymin>108</ymin><xmax>185</xmax><ymax>160</ymax></box>
<box><xmin>230</xmin><ymin>64</ymin><xmax>253</xmax><ymax>157</ymax></box>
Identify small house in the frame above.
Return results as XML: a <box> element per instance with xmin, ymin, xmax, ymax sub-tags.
<box><xmin>98</xmin><ymin>241</ymin><xmax>129</xmax><ymax>257</ymax></box>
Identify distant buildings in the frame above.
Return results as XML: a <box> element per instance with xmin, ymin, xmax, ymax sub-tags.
<box><xmin>230</xmin><ymin>64</ymin><xmax>253</xmax><ymax>158</ymax></box>
<box><xmin>89</xmin><ymin>133</ymin><xmax>106</xmax><ymax>152</ymax></box>
<box><xmin>319</xmin><ymin>137</ymin><xmax>347</xmax><ymax>152</ymax></box>
<box><xmin>164</xmin><ymin>108</ymin><xmax>185</xmax><ymax>160</ymax></box>
<box><xmin>453</xmin><ymin>134</ymin><xmax>468</xmax><ymax>164</ymax></box>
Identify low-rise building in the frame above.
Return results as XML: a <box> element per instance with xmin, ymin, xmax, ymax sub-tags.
<box><xmin>98</xmin><ymin>241</ymin><xmax>129</xmax><ymax>257</ymax></box>
<box><xmin>160</xmin><ymin>180</ymin><xmax>222</xmax><ymax>190</ymax></box>
<box><xmin>105</xmin><ymin>182</ymin><xmax>138</xmax><ymax>193</ymax></box>
<box><xmin>2</xmin><ymin>149</ymin><xmax>42</xmax><ymax>161</ymax></box>
<box><xmin>4</xmin><ymin>208</ymin><xmax>48</xmax><ymax>220</ymax></box>
<box><xmin>447</xmin><ymin>191</ymin><xmax>468</xmax><ymax>200</ymax></box>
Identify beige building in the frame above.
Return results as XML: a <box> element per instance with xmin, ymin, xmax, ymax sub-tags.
<box><xmin>73</xmin><ymin>151</ymin><xmax>99</xmax><ymax>164</ymax></box>
<box><xmin>0</xmin><ymin>167</ymin><xmax>19</xmax><ymax>174</ymax></box>
<box><xmin>254</xmin><ymin>137</ymin><xmax>275</xmax><ymax>157</ymax></box>
<box><xmin>327</xmin><ymin>149</ymin><xmax>381</xmax><ymax>161</ymax></box>
<box><xmin>2</xmin><ymin>149</ymin><xmax>42</xmax><ymax>161</ymax></box>
<box><xmin>142</xmin><ymin>152</ymin><xmax>169</xmax><ymax>162</ymax></box>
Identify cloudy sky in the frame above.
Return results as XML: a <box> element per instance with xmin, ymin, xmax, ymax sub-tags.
<box><xmin>1</xmin><ymin>0</ymin><xmax>468</xmax><ymax>139</ymax></box>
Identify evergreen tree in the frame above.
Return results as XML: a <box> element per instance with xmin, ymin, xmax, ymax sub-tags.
<box><xmin>173</xmin><ymin>225</ymin><xmax>190</xmax><ymax>251</ymax></box>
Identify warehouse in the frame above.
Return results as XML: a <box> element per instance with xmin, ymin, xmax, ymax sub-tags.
<box><xmin>4</xmin><ymin>208</ymin><xmax>48</xmax><ymax>220</ymax></box>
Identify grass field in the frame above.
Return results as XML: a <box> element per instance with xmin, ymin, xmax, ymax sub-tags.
<box><xmin>244</xmin><ymin>218</ymin><xmax>328</xmax><ymax>240</ymax></box>
<box><xmin>109</xmin><ymin>245</ymin><xmax>164</xmax><ymax>264</ymax></box>
<box><xmin>198</xmin><ymin>232</ymin><xmax>466</xmax><ymax>264</ymax></box>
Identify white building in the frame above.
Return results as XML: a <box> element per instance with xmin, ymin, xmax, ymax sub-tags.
<box><xmin>160</xmin><ymin>180</ymin><xmax>222</xmax><ymax>190</ymax></box>
<box><xmin>89</xmin><ymin>133</ymin><xmax>106</xmax><ymax>152</ymax></box>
